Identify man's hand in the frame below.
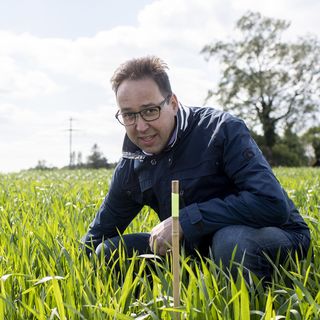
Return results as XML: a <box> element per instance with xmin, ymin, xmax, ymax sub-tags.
<box><xmin>149</xmin><ymin>217</ymin><xmax>183</xmax><ymax>256</ymax></box>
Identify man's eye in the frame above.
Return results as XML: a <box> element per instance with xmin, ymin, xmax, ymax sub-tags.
<box><xmin>122</xmin><ymin>113</ymin><xmax>135</xmax><ymax>119</ymax></box>
<box><xmin>143</xmin><ymin>108</ymin><xmax>158</xmax><ymax>116</ymax></box>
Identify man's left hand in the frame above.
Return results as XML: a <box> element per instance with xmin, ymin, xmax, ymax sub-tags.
<box><xmin>149</xmin><ymin>217</ymin><xmax>183</xmax><ymax>256</ymax></box>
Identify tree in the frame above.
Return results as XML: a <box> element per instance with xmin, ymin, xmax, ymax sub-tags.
<box><xmin>86</xmin><ymin>143</ymin><xmax>110</xmax><ymax>169</ymax></box>
<box><xmin>272</xmin><ymin>125</ymin><xmax>308</xmax><ymax>166</ymax></box>
<box><xmin>35</xmin><ymin>160</ymin><xmax>48</xmax><ymax>170</ymax></box>
<box><xmin>77</xmin><ymin>151</ymin><xmax>83</xmax><ymax>167</ymax></box>
<box><xmin>303</xmin><ymin>126</ymin><xmax>320</xmax><ymax>166</ymax></box>
<box><xmin>201</xmin><ymin>11</ymin><xmax>320</xmax><ymax>163</ymax></box>
<box><xmin>32</xmin><ymin>160</ymin><xmax>57</xmax><ymax>171</ymax></box>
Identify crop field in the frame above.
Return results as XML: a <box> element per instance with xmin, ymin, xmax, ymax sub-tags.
<box><xmin>0</xmin><ymin>168</ymin><xmax>319</xmax><ymax>319</ymax></box>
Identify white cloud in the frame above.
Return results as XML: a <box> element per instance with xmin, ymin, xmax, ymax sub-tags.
<box><xmin>0</xmin><ymin>103</ymin><xmax>35</xmax><ymax>125</ymax></box>
<box><xmin>230</xmin><ymin>0</ymin><xmax>320</xmax><ymax>38</ymax></box>
<box><xmin>0</xmin><ymin>49</ymin><xmax>62</xmax><ymax>99</ymax></box>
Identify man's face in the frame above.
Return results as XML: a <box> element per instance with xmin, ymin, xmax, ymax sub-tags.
<box><xmin>116</xmin><ymin>78</ymin><xmax>178</xmax><ymax>154</ymax></box>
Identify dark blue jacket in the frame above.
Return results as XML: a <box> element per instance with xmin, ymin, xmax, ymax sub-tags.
<box><xmin>83</xmin><ymin>105</ymin><xmax>310</xmax><ymax>250</ymax></box>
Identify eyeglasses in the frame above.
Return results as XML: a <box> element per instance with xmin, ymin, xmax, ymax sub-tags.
<box><xmin>115</xmin><ymin>95</ymin><xmax>171</xmax><ymax>126</ymax></box>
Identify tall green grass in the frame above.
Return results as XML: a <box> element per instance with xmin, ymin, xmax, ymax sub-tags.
<box><xmin>0</xmin><ymin>168</ymin><xmax>319</xmax><ymax>319</ymax></box>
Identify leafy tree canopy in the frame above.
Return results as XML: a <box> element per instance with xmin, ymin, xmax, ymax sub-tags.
<box><xmin>201</xmin><ymin>11</ymin><xmax>320</xmax><ymax>162</ymax></box>
<box><xmin>86</xmin><ymin>143</ymin><xmax>110</xmax><ymax>169</ymax></box>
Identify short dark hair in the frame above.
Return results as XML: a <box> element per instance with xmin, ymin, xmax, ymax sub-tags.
<box><xmin>111</xmin><ymin>56</ymin><xmax>172</xmax><ymax>97</ymax></box>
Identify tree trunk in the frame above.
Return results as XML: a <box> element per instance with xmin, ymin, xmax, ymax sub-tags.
<box><xmin>258</xmin><ymin>101</ymin><xmax>277</xmax><ymax>164</ymax></box>
<box><xmin>261</xmin><ymin>118</ymin><xmax>276</xmax><ymax>164</ymax></box>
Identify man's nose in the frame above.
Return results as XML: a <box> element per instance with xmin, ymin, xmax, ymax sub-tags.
<box><xmin>135</xmin><ymin>114</ymin><xmax>149</xmax><ymax>131</ymax></box>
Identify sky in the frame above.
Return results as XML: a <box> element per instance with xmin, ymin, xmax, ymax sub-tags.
<box><xmin>1</xmin><ymin>0</ymin><xmax>320</xmax><ymax>173</ymax></box>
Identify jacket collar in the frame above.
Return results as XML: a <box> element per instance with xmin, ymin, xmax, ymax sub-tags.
<box><xmin>121</xmin><ymin>103</ymin><xmax>191</xmax><ymax>160</ymax></box>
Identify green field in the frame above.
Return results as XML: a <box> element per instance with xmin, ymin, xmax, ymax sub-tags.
<box><xmin>0</xmin><ymin>168</ymin><xmax>319</xmax><ymax>319</ymax></box>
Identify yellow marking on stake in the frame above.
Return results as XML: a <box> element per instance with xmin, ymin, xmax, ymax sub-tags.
<box><xmin>172</xmin><ymin>192</ymin><xmax>179</xmax><ymax>217</ymax></box>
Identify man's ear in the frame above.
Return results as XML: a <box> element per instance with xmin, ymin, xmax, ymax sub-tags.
<box><xmin>171</xmin><ymin>94</ymin><xmax>179</xmax><ymax>113</ymax></box>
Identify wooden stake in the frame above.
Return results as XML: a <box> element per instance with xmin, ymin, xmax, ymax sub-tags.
<box><xmin>172</xmin><ymin>180</ymin><xmax>180</xmax><ymax>319</ymax></box>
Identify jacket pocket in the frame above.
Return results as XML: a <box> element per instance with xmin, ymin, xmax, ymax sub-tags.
<box><xmin>172</xmin><ymin>158</ymin><xmax>229</xmax><ymax>206</ymax></box>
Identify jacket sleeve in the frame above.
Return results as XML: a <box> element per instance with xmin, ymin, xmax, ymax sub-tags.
<box><xmin>179</xmin><ymin>118</ymin><xmax>291</xmax><ymax>246</ymax></box>
<box><xmin>81</xmin><ymin>164</ymin><xmax>143</xmax><ymax>254</ymax></box>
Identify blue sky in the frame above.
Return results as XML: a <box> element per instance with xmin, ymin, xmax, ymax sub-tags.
<box><xmin>0</xmin><ymin>0</ymin><xmax>153</xmax><ymax>37</ymax></box>
<box><xmin>1</xmin><ymin>0</ymin><xmax>320</xmax><ymax>172</ymax></box>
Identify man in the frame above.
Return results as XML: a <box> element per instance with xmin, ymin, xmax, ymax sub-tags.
<box><xmin>82</xmin><ymin>56</ymin><xmax>310</xmax><ymax>281</ymax></box>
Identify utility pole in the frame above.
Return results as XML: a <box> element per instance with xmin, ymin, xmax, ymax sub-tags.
<box><xmin>68</xmin><ymin>117</ymin><xmax>75</xmax><ymax>168</ymax></box>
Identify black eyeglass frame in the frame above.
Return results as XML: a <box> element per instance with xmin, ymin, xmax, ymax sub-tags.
<box><xmin>115</xmin><ymin>94</ymin><xmax>171</xmax><ymax>126</ymax></box>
